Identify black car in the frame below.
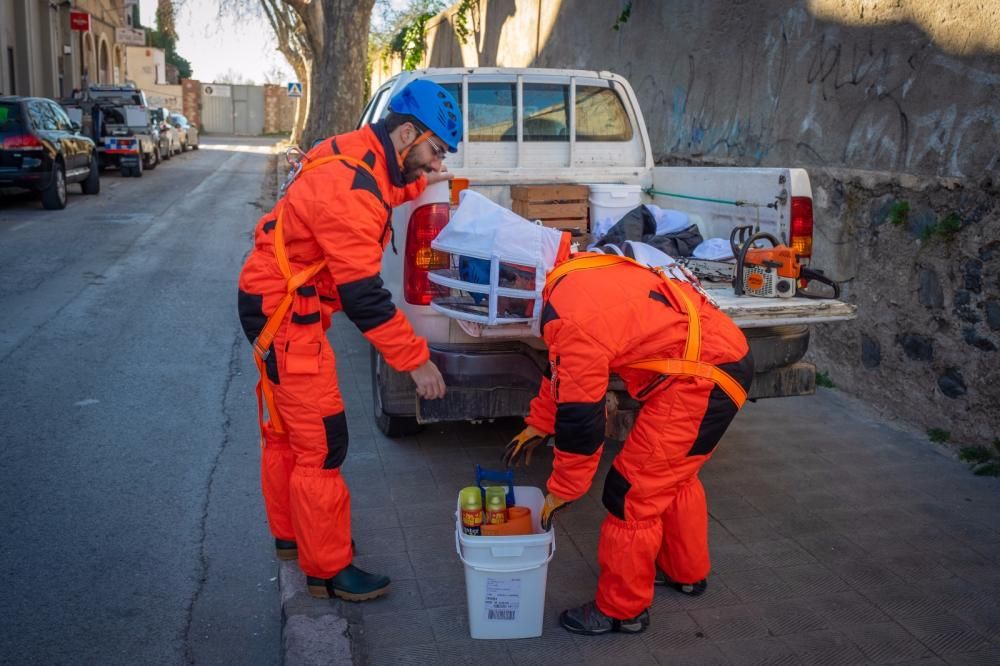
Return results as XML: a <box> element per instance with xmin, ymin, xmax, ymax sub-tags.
<box><xmin>0</xmin><ymin>96</ymin><xmax>100</xmax><ymax>209</ymax></box>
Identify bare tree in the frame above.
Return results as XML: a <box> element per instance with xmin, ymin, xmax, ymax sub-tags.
<box><xmin>216</xmin><ymin>67</ymin><xmax>256</xmax><ymax>85</ymax></box>
<box><xmin>255</xmin><ymin>0</ymin><xmax>377</xmax><ymax>148</ymax></box>
<box><xmin>257</xmin><ymin>0</ymin><xmax>311</xmax><ymax>144</ymax></box>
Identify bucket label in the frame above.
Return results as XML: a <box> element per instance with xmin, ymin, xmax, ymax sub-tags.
<box><xmin>484</xmin><ymin>577</ymin><xmax>520</xmax><ymax>621</ymax></box>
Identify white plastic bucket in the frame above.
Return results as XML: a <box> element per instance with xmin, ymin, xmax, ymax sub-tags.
<box><xmin>455</xmin><ymin>486</ymin><xmax>555</xmax><ymax>639</ymax></box>
<box><xmin>589</xmin><ymin>184</ymin><xmax>643</xmax><ymax>240</ymax></box>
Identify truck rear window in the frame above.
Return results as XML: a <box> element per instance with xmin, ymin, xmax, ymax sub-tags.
<box><xmin>468</xmin><ymin>83</ymin><xmax>516</xmax><ymax>142</ymax></box>
<box><xmin>449</xmin><ymin>81</ymin><xmax>631</xmax><ymax>143</ymax></box>
<box><xmin>576</xmin><ymin>86</ymin><xmax>632</xmax><ymax>141</ymax></box>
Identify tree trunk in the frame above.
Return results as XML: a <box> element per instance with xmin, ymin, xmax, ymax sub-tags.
<box><xmin>290</xmin><ymin>59</ymin><xmax>309</xmax><ymax>144</ymax></box>
<box><xmin>300</xmin><ymin>0</ymin><xmax>376</xmax><ymax>148</ymax></box>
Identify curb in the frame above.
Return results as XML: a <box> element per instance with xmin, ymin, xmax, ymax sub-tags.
<box><xmin>269</xmin><ymin>146</ymin><xmax>361</xmax><ymax>666</ymax></box>
<box><xmin>279</xmin><ymin>560</ymin><xmax>358</xmax><ymax>666</ymax></box>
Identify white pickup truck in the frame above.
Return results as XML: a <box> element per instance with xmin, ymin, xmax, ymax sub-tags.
<box><xmin>360</xmin><ymin>68</ymin><xmax>856</xmax><ymax>436</ymax></box>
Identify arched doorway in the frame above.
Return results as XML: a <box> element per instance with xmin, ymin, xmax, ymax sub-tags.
<box><xmin>81</xmin><ymin>32</ymin><xmax>95</xmax><ymax>89</ymax></box>
<box><xmin>98</xmin><ymin>38</ymin><xmax>111</xmax><ymax>84</ymax></box>
<box><xmin>114</xmin><ymin>45</ymin><xmax>125</xmax><ymax>84</ymax></box>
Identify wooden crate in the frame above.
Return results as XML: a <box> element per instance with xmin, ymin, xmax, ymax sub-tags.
<box><xmin>511</xmin><ymin>185</ymin><xmax>589</xmax><ymax>234</ymax></box>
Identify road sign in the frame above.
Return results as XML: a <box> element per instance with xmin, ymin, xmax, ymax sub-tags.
<box><xmin>70</xmin><ymin>11</ymin><xmax>90</xmax><ymax>31</ymax></box>
<box><xmin>116</xmin><ymin>27</ymin><xmax>146</xmax><ymax>46</ymax></box>
<box><xmin>287</xmin><ymin>82</ymin><xmax>303</xmax><ymax>98</ymax></box>
<box><xmin>203</xmin><ymin>84</ymin><xmax>231</xmax><ymax>98</ymax></box>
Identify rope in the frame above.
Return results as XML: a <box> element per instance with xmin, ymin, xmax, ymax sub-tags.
<box><xmin>644</xmin><ymin>187</ymin><xmax>768</xmax><ymax>209</ymax></box>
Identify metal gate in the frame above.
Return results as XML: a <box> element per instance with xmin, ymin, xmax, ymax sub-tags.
<box><xmin>200</xmin><ymin>83</ymin><xmax>265</xmax><ymax>135</ymax></box>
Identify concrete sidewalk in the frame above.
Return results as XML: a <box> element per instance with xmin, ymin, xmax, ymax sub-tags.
<box><xmin>273</xmin><ymin>308</ymin><xmax>1000</xmax><ymax>665</ymax></box>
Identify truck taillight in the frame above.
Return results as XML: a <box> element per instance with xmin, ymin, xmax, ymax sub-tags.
<box><xmin>790</xmin><ymin>196</ymin><xmax>813</xmax><ymax>259</ymax></box>
<box><xmin>404</xmin><ymin>203</ymin><xmax>450</xmax><ymax>305</ymax></box>
<box><xmin>3</xmin><ymin>134</ymin><xmax>43</xmax><ymax>150</ymax></box>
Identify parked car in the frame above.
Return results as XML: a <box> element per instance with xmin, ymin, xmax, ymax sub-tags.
<box><xmin>0</xmin><ymin>95</ymin><xmax>100</xmax><ymax>209</ymax></box>
<box><xmin>151</xmin><ymin>107</ymin><xmax>181</xmax><ymax>159</ymax></box>
<box><xmin>168</xmin><ymin>113</ymin><xmax>198</xmax><ymax>151</ymax></box>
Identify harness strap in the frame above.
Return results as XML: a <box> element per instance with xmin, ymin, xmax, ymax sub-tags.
<box><xmin>626</xmin><ymin>358</ymin><xmax>747</xmax><ymax>408</ymax></box>
<box><xmin>545</xmin><ymin>253</ymin><xmax>745</xmax><ymax>408</ymax></box>
<box><xmin>252</xmin><ymin>153</ymin><xmax>380</xmax><ymax>437</ymax></box>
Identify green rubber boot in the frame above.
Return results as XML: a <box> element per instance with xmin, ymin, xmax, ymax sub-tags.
<box><xmin>307</xmin><ymin>564</ymin><xmax>390</xmax><ymax>602</ymax></box>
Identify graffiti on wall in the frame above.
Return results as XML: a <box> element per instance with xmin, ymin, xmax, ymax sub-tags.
<box><xmin>637</xmin><ymin>7</ymin><xmax>999</xmax><ymax>177</ymax></box>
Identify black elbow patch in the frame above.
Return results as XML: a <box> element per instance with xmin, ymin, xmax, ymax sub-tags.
<box><xmin>237</xmin><ymin>289</ymin><xmax>266</xmax><ymax>343</ymax></box>
<box><xmin>555</xmin><ymin>401</ymin><xmax>605</xmax><ymax>455</ymax></box>
<box><xmin>338</xmin><ymin>275</ymin><xmax>396</xmax><ymax>332</ymax></box>
<box><xmin>262</xmin><ymin>219</ymin><xmax>276</xmax><ymax>233</ymax></box>
<box><xmin>540</xmin><ymin>301</ymin><xmax>560</xmax><ymax>333</ymax></box>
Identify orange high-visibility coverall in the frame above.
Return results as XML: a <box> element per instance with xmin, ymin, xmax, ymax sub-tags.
<box><xmin>525</xmin><ymin>255</ymin><xmax>754</xmax><ymax>620</ymax></box>
<box><xmin>237</xmin><ymin>124</ymin><xmax>428</xmax><ymax>579</ymax></box>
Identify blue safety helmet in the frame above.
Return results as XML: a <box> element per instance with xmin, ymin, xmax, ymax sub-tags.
<box><xmin>389</xmin><ymin>79</ymin><xmax>462</xmax><ymax>153</ymax></box>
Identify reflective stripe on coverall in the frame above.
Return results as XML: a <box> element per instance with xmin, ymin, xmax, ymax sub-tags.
<box><xmin>236</xmin><ymin>124</ymin><xmax>428</xmax><ymax>579</ymax></box>
<box><xmin>525</xmin><ymin>253</ymin><xmax>754</xmax><ymax>619</ymax></box>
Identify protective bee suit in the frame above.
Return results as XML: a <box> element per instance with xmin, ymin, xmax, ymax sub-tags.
<box><xmin>503</xmin><ymin>241</ymin><xmax>754</xmax><ymax>634</ymax></box>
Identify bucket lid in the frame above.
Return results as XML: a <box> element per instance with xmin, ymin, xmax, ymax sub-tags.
<box><xmin>588</xmin><ymin>183</ymin><xmax>642</xmax><ymax>194</ymax></box>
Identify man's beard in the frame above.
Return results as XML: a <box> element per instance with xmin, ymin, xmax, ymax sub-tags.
<box><xmin>402</xmin><ymin>150</ymin><xmax>429</xmax><ymax>184</ymax></box>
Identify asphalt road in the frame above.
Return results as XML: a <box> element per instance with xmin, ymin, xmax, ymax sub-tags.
<box><xmin>0</xmin><ymin>137</ymin><xmax>281</xmax><ymax>665</ymax></box>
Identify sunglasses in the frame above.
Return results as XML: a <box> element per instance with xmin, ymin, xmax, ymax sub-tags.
<box><xmin>425</xmin><ymin>135</ymin><xmax>447</xmax><ymax>160</ymax></box>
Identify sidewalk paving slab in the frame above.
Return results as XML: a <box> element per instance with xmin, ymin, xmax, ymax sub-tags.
<box><xmin>273</xmin><ymin>306</ymin><xmax>1000</xmax><ymax>665</ymax></box>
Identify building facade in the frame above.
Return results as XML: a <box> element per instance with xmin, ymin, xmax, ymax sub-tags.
<box><xmin>0</xmin><ymin>0</ymin><xmax>133</xmax><ymax>99</ymax></box>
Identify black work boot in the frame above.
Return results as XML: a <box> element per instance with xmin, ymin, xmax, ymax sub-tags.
<box><xmin>275</xmin><ymin>538</ymin><xmax>356</xmax><ymax>561</ymax></box>
<box><xmin>654</xmin><ymin>570</ymin><xmax>708</xmax><ymax>596</ymax></box>
<box><xmin>559</xmin><ymin>601</ymin><xmax>649</xmax><ymax>635</ymax></box>
<box><xmin>275</xmin><ymin>538</ymin><xmax>298</xmax><ymax>561</ymax></box>
<box><xmin>306</xmin><ymin>564</ymin><xmax>390</xmax><ymax>602</ymax></box>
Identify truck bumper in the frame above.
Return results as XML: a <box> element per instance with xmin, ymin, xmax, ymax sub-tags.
<box><xmin>408</xmin><ymin>344</ymin><xmax>547</xmax><ymax>423</ymax></box>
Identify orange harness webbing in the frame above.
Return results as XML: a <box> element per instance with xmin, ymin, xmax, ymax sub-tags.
<box><xmin>545</xmin><ymin>255</ymin><xmax>747</xmax><ymax>408</ymax></box>
<box><xmin>251</xmin><ymin>154</ymin><xmax>379</xmax><ymax>436</ymax></box>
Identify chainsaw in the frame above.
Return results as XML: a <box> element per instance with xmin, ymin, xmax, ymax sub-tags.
<box><xmin>679</xmin><ymin>225</ymin><xmax>839</xmax><ymax>299</ymax></box>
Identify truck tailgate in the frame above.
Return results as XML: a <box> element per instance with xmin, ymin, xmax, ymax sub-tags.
<box><xmin>705</xmin><ymin>287</ymin><xmax>856</xmax><ymax>328</ymax></box>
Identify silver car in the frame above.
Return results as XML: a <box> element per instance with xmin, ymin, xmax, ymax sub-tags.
<box><xmin>169</xmin><ymin>113</ymin><xmax>198</xmax><ymax>151</ymax></box>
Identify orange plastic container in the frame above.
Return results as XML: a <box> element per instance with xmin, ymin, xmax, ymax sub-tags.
<box><xmin>480</xmin><ymin>506</ymin><xmax>533</xmax><ymax>536</ymax></box>
<box><xmin>450</xmin><ymin>178</ymin><xmax>470</xmax><ymax>206</ymax></box>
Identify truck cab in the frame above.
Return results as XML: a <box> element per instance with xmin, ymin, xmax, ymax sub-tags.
<box><xmin>360</xmin><ymin>68</ymin><xmax>856</xmax><ymax>436</ymax></box>
<box><xmin>62</xmin><ymin>85</ymin><xmax>159</xmax><ymax>177</ymax></box>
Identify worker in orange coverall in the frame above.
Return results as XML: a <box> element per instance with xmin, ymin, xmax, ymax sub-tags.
<box><xmin>237</xmin><ymin>80</ymin><xmax>462</xmax><ymax>601</ymax></box>
<box><xmin>504</xmin><ymin>252</ymin><xmax>754</xmax><ymax>634</ymax></box>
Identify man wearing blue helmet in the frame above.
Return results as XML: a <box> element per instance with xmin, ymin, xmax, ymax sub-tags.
<box><xmin>238</xmin><ymin>79</ymin><xmax>463</xmax><ymax>603</ymax></box>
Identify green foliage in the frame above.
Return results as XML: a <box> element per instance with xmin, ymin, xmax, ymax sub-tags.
<box><xmin>612</xmin><ymin>1</ymin><xmax>633</xmax><ymax>31</ymax></box>
<box><xmin>390</xmin><ymin>12</ymin><xmax>435</xmax><ymax>70</ymax></box>
<box><xmin>888</xmin><ymin>200</ymin><xmax>910</xmax><ymax>226</ymax></box>
<box><xmin>815</xmin><ymin>371</ymin><xmax>835</xmax><ymax>388</ymax></box>
<box><xmin>136</xmin><ymin>1</ymin><xmax>191</xmax><ymax>81</ymax></box>
<box><xmin>972</xmin><ymin>461</ymin><xmax>1000</xmax><ymax>477</ymax></box>
<box><xmin>452</xmin><ymin>0</ymin><xmax>478</xmax><ymax>44</ymax></box>
<box><xmin>926</xmin><ymin>427</ymin><xmax>950</xmax><ymax>444</ymax></box>
<box><xmin>959</xmin><ymin>443</ymin><xmax>1000</xmax><ymax>476</ymax></box>
<box><xmin>959</xmin><ymin>446</ymin><xmax>994</xmax><ymax>464</ymax></box>
<box><xmin>937</xmin><ymin>213</ymin><xmax>962</xmax><ymax>239</ymax></box>
<box><xmin>919</xmin><ymin>212</ymin><xmax>963</xmax><ymax>242</ymax></box>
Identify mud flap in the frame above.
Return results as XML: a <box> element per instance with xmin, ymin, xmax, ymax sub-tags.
<box><xmin>416</xmin><ymin>388</ymin><xmax>536</xmax><ymax>424</ymax></box>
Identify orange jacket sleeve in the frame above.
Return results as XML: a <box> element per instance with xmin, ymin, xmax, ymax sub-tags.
<box><xmin>541</xmin><ymin>319</ymin><xmax>610</xmax><ymax>501</ymax></box>
<box><xmin>294</xmin><ymin>172</ymin><xmax>429</xmax><ymax>372</ymax></box>
<box><xmin>386</xmin><ymin>174</ymin><xmax>427</xmax><ymax>206</ymax></box>
<box><xmin>525</xmin><ymin>376</ymin><xmax>556</xmax><ymax>434</ymax></box>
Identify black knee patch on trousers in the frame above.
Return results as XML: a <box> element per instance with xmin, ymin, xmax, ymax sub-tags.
<box><xmin>687</xmin><ymin>350</ymin><xmax>755</xmax><ymax>457</ymax></box>
<box><xmin>602</xmin><ymin>465</ymin><xmax>631</xmax><ymax>520</ymax></box>
<box><xmin>322</xmin><ymin>412</ymin><xmax>349</xmax><ymax>469</ymax></box>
